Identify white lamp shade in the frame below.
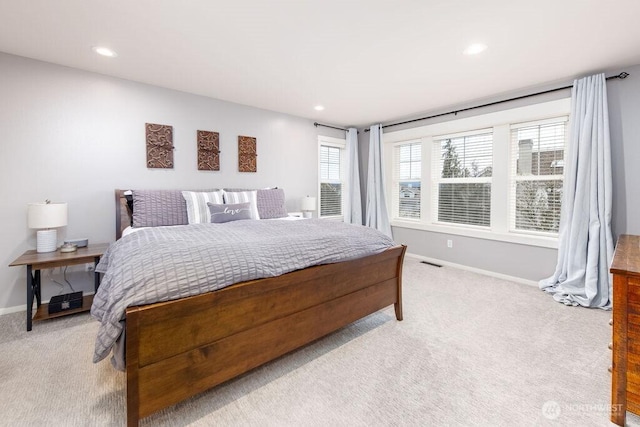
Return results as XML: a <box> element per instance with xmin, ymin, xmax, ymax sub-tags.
<box><xmin>301</xmin><ymin>196</ymin><xmax>317</xmax><ymax>211</ymax></box>
<box><xmin>27</xmin><ymin>202</ymin><xmax>68</xmax><ymax>229</ymax></box>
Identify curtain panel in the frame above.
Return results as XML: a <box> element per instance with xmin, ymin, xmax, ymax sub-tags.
<box><xmin>345</xmin><ymin>127</ymin><xmax>363</xmax><ymax>225</ymax></box>
<box><xmin>539</xmin><ymin>73</ymin><xmax>614</xmax><ymax>308</ymax></box>
<box><xmin>365</xmin><ymin>124</ymin><xmax>392</xmax><ymax>237</ymax></box>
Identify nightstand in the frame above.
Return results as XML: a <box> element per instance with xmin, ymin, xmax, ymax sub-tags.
<box><xmin>9</xmin><ymin>243</ymin><xmax>109</xmax><ymax>331</ymax></box>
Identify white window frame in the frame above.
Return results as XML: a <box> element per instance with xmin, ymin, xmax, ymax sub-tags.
<box><xmin>508</xmin><ymin>117</ymin><xmax>569</xmax><ymax>236</ymax></box>
<box><xmin>318</xmin><ymin>135</ymin><xmax>347</xmax><ymax>220</ymax></box>
<box><xmin>384</xmin><ymin>98</ymin><xmax>571</xmax><ymax>249</ymax></box>
<box><xmin>392</xmin><ymin>140</ymin><xmax>422</xmax><ymax>221</ymax></box>
<box><xmin>431</xmin><ymin>129</ymin><xmax>493</xmax><ymax>229</ymax></box>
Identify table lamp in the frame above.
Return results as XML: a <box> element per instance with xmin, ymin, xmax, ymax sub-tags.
<box><xmin>301</xmin><ymin>196</ymin><xmax>317</xmax><ymax>218</ymax></box>
<box><xmin>27</xmin><ymin>200</ymin><xmax>68</xmax><ymax>253</ymax></box>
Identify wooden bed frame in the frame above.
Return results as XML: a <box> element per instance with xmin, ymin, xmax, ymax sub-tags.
<box><xmin>113</xmin><ymin>190</ymin><xmax>406</xmax><ymax>426</ymax></box>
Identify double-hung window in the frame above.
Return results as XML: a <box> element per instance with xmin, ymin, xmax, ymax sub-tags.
<box><xmin>392</xmin><ymin>141</ymin><xmax>422</xmax><ymax>219</ymax></box>
<box><xmin>432</xmin><ymin>130</ymin><xmax>493</xmax><ymax>227</ymax></box>
<box><xmin>384</xmin><ymin>98</ymin><xmax>570</xmax><ymax>248</ymax></box>
<box><xmin>318</xmin><ymin>136</ymin><xmax>346</xmax><ymax>219</ymax></box>
<box><xmin>509</xmin><ymin>117</ymin><xmax>568</xmax><ymax>234</ymax></box>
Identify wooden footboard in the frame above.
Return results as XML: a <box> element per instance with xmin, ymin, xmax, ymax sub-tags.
<box><xmin>125</xmin><ymin>244</ymin><xmax>406</xmax><ymax>426</ymax></box>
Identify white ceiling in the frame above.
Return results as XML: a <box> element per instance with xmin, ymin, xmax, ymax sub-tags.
<box><xmin>1</xmin><ymin>0</ymin><xmax>639</xmax><ymax>128</ymax></box>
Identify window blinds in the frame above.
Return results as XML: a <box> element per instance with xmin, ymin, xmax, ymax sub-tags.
<box><xmin>432</xmin><ymin>131</ymin><xmax>493</xmax><ymax>227</ymax></box>
<box><xmin>320</xmin><ymin>145</ymin><xmax>342</xmax><ymax>217</ymax></box>
<box><xmin>509</xmin><ymin>118</ymin><xmax>567</xmax><ymax>234</ymax></box>
<box><xmin>393</xmin><ymin>142</ymin><xmax>422</xmax><ymax>219</ymax></box>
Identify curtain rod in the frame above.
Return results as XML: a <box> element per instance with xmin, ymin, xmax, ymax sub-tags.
<box><xmin>314</xmin><ymin>122</ymin><xmax>347</xmax><ymax>132</ymax></box>
<box><xmin>314</xmin><ymin>122</ymin><xmax>359</xmax><ymax>134</ymax></box>
<box><xmin>364</xmin><ymin>72</ymin><xmax>629</xmax><ymax>133</ymax></box>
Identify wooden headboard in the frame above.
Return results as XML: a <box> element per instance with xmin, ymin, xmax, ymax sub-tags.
<box><xmin>115</xmin><ymin>189</ymin><xmax>132</xmax><ymax>240</ymax></box>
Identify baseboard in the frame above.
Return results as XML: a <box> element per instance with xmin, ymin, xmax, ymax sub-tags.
<box><xmin>405</xmin><ymin>252</ymin><xmax>539</xmax><ymax>287</ymax></box>
<box><xmin>0</xmin><ymin>291</ymin><xmax>95</xmax><ymax>316</ymax></box>
<box><xmin>0</xmin><ymin>304</ymin><xmax>28</xmax><ymax>316</ymax></box>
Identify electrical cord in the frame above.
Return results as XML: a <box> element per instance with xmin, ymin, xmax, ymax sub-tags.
<box><xmin>47</xmin><ymin>268</ymin><xmax>66</xmax><ymax>295</ymax></box>
<box><xmin>63</xmin><ymin>267</ymin><xmax>76</xmax><ymax>293</ymax></box>
<box><xmin>47</xmin><ymin>267</ymin><xmax>77</xmax><ymax>294</ymax></box>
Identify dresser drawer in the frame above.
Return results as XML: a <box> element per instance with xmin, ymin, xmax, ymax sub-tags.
<box><xmin>630</xmin><ymin>315</ymin><xmax>640</xmax><ymax>328</ymax></box>
<box><xmin>610</xmin><ymin>235</ymin><xmax>640</xmax><ymax>426</ymax></box>
<box><xmin>629</xmin><ymin>372</ymin><xmax>640</xmax><ymax>393</ymax></box>
<box><xmin>629</xmin><ymin>394</ymin><xmax>640</xmax><ymax>416</ymax></box>
<box><xmin>629</xmin><ymin>329</ymin><xmax>640</xmax><ymax>354</ymax></box>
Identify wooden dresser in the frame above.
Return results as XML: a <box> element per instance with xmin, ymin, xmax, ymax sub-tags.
<box><xmin>611</xmin><ymin>234</ymin><xmax>640</xmax><ymax>425</ymax></box>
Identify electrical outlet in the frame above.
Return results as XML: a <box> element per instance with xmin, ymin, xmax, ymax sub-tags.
<box><xmin>447</xmin><ymin>239</ymin><xmax>453</xmax><ymax>248</ymax></box>
<box><xmin>85</xmin><ymin>263</ymin><xmax>94</xmax><ymax>272</ymax></box>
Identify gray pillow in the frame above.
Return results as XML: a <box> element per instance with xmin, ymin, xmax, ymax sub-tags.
<box><xmin>208</xmin><ymin>202</ymin><xmax>252</xmax><ymax>223</ymax></box>
<box><xmin>257</xmin><ymin>188</ymin><xmax>288</xmax><ymax>219</ymax></box>
<box><xmin>223</xmin><ymin>190</ymin><xmax>260</xmax><ymax>219</ymax></box>
<box><xmin>132</xmin><ymin>190</ymin><xmax>189</xmax><ymax>227</ymax></box>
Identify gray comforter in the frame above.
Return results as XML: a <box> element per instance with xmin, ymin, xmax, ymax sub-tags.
<box><xmin>91</xmin><ymin>219</ymin><xmax>394</xmax><ymax>365</ymax></box>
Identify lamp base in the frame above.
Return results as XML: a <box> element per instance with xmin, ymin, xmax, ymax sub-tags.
<box><xmin>303</xmin><ymin>211</ymin><xmax>313</xmax><ymax>218</ymax></box>
<box><xmin>36</xmin><ymin>229</ymin><xmax>58</xmax><ymax>253</ymax></box>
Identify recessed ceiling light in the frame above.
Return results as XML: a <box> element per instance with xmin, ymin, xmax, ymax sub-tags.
<box><xmin>314</xmin><ymin>105</ymin><xmax>325</xmax><ymax>111</ymax></box>
<box><xmin>463</xmin><ymin>43</ymin><xmax>487</xmax><ymax>55</ymax></box>
<box><xmin>92</xmin><ymin>46</ymin><xmax>117</xmax><ymax>58</ymax></box>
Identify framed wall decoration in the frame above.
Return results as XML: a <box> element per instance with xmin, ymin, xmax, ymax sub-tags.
<box><xmin>146</xmin><ymin>123</ymin><xmax>174</xmax><ymax>169</ymax></box>
<box><xmin>238</xmin><ymin>135</ymin><xmax>257</xmax><ymax>172</ymax></box>
<box><xmin>197</xmin><ymin>130</ymin><xmax>220</xmax><ymax>171</ymax></box>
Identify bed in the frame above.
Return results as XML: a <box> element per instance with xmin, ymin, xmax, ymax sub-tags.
<box><xmin>99</xmin><ymin>189</ymin><xmax>406</xmax><ymax>426</ymax></box>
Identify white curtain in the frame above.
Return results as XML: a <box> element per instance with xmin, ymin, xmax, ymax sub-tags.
<box><xmin>539</xmin><ymin>73</ymin><xmax>614</xmax><ymax>308</ymax></box>
<box><xmin>365</xmin><ymin>124</ymin><xmax>392</xmax><ymax>237</ymax></box>
<box><xmin>344</xmin><ymin>127</ymin><xmax>362</xmax><ymax>225</ymax></box>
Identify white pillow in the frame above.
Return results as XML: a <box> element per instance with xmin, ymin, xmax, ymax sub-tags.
<box><xmin>223</xmin><ymin>190</ymin><xmax>260</xmax><ymax>220</ymax></box>
<box><xmin>182</xmin><ymin>190</ymin><xmax>224</xmax><ymax>224</ymax></box>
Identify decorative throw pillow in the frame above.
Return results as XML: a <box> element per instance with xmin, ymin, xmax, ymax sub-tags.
<box><xmin>223</xmin><ymin>190</ymin><xmax>260</xmax><ymax>219</ymax></box>
<box><xmin>208</xmin><ymin>202</ymin><xmax>252</xmax><ymax>223</ymax></box>
<box><xmin>132</xmin><ymin>190</ymin><xmax>189</xmax><ymax>227</ymax></box>
<box><xmin>257</xmin><ymin>188</ymin><xmax>288</xmax><ymax>219</ymax></box>
<box><xmin>182</xmin><ymin>190</ymin><xmax>224</xmax><ymax>224</ymax></box>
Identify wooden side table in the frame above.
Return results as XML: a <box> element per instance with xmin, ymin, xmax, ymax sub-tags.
<box><xmin>9</xmin><ymin>243</ymin><xmax>109</xmax><ymax>331</ymax></box>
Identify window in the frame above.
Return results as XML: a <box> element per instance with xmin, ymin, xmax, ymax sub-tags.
<box><xmin>383</xmin><ymin>98</ymin><xmax>571</xmax><ymax>248</ymax></box>
<box><xmin>432</xmin><ymin>131</ymin><xmax>492</xmax><ymax>227</ymax></box>
<box><xmin>509</xmin><ymin>118</ymin><xmax>568</xmax><ymax>234</ymax></box>
<box><xmin>318</xmin><ymin>137</ymin><xmax>346</xmax><ymax>218</ymax></box>
<box><xmin>392</xmin><ymin>142</ymin><xmax>421</xmax><ymax>219</ymax></box>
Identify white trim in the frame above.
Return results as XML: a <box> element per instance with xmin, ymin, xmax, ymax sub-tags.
<box><xmin>0</xmin><ymin>304</ymin><xmax>28</xmax><ymax>315</ymax></box>
<box><xmin>318</xmin><ymin>135</ymin><xmax>347</xmax><ymax>220</ymax></box>
<box><xmin>392</xmin><ymin>219</ymin><xmax>559</xmax><ymax>248</ymax></box>
<box><xmin>507</xmin><ymin>117</ymin><xmax>568</xmax><ymax>236</ymax></box>
<box><xmin>405</xmin><ymin>252</ymin><xmax>539</xmax><ymax>287</ymax></box>
<box><xmin>319</xmin><ymin>215</ymin><xmax>344</xmax><ymax>221</ymax></box>
<box><xmin>317</xmin><ymin>135</ymin><xmax>346</xmax><ymax>148</ymax></box>
<box><xmin>383</xmin><ymin>98</ymin><xmax>572</xmax><ymax>143</ymax></box>
<box><xmin>436</xmin><ymin>176</ymin><xmax>492</xmax><ymax>184</ymax></box>
<box><xmin>385</xmin><ymin>98</ymin><xmax>570</xmax><ymax>249</ymax></box>
<box><xmin>434</xmin><ymin>127</ymin><xmax>493</xmax><ymax>141</ymax></box>
<box><xmin>510</xmin><ymin>115</ymin><xmax>568</xmax><ymax>130</ymax></box>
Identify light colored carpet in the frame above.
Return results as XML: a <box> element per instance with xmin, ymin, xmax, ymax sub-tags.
<box><xmin>0</xmin><ymin>257</ymin><xmax>626</xmax><ymax>426</ymax></box>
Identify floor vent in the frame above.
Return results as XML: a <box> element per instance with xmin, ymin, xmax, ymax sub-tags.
<box><xmin>420</xmin><ymin>261</ymin><xmax>442</xmax><ymax>268</ymax></box>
